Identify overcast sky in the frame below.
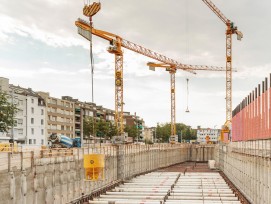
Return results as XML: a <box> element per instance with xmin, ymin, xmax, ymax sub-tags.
<box><xmin>0</xmin><ymin>0</ymin><xmax>270</xmax><ymax>129</ymax></box>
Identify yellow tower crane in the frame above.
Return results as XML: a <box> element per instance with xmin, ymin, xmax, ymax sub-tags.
<box><xmin>147</xmin><ymin>63</ymin><xmax>229</xmax><ymax>143</ymax></box>
<box><xmin>202</xmin><ymin>0</ymin><xmax>243</xmax><ymax>131</ymax></box>
<box><xmin>76</xmin><ymin>2</ymin><xmax>228</xmax><ymax>136</ymax></box>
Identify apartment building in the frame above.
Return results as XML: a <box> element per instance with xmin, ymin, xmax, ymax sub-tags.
<box><xmin>104</xmin><ymin>108</ymin><xmax>115</xmax><ymax>123</ymax></box>
<box><xmin>197</xmin><ymin>127</ymin><xmax>220</xmax><ymax>144</ymax></box>
<box><xmin>0</xmin><ymin>77</ymin><xmax>46</xmax><ymax>144</ymax></box>
<box><xmin>123</xmin><ymin>112</ymin><xmax>145</xmax><ymax>140</ymax></box>
<box><xmin>38</xmin><ymin>92</ymin><xmax>75</xmax><ymax>138</ymax></box>
<box><xmin>1</xmin><ymin>77</ymin><xmax>147</xmax><ymax>143</ymax></box>
<box><xmin>143</xmin><ymin>127</ymin><xmax>155</xmax><ymax>143</ymax></box>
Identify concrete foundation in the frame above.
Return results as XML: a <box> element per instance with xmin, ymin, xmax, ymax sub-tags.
<box><xmin>0</xmin><ymin>143</ymin><xmax>213</xmax><ymax>204</ymax></box>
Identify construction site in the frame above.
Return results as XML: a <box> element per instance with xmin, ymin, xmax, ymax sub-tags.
<box><xmin>0</xmin><ymin>0</ymin><xmax>271</xmax><ymax>204</ymax></box>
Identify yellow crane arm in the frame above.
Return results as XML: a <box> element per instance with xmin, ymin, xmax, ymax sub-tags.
<box><xmin>202</xmin><ymin>0</ymin><xmax>229</xmax><ymax>24</ymax></box>
<box><xmin>202</xmin><ymin>0</ymin><xmax>243</xmax><ymax>40</ymax></box>
<box><xmin>75</xmin><ymin>18</ymin><xmax>196</xmax><ymax>74</ymax></box>
<box><xmin>147</xmin><ymin>62</ymin><xmax>234</xmax><ymax>72</ymax></box>
<box><xmin>75</xmin><ymin>19</ymin><xmax>119</xmax><ymax>42</ymax></box>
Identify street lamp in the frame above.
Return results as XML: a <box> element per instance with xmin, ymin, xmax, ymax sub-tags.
<box><xmin>11</xmin><ymin>88</ymin><xmax>14</xmax><ymax>143</ymax></box>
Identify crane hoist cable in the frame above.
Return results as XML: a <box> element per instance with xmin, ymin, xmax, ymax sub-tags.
<box><xmin>185</xmin><ymin>78</ymin><xmax>190</xmax><ymax>113</ymax></box>
<box><xmin>185</xmin><ymin>0</ymin><xmax>190</xmax><ymax>65</ymax></box>
<box><xmin>90</xmin><ymin>22</ymin><xmax>94</xmax><ymax>103</ymax></box>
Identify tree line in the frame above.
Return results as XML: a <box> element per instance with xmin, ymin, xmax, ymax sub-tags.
<box><xmin>156</xmin><ymin>123</ymin><xmax>197</xmax><ymax>142</ymax></box>
<box><xmin>84</xmin><ymin>117</ymin><xmax>197</xmax><ymax>143</ymax></box>
<box><xmin>83</xmin><ymin>116</ymin><xmax>141</xmax><ymax>140</ymax></box>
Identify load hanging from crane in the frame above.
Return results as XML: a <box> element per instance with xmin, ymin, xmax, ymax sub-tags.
<box><xmin>83</xmin><ymin>2</ymin><xmax>101</xmax><ymax>17</ymax></box>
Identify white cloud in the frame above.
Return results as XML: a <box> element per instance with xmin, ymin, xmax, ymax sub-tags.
<box><xmin>234</xmin><ymin>64</ymin><xmax>271</xmax><ymax>79</ymax></box>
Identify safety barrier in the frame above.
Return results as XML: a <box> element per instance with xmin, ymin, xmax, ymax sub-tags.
<box><xmin>232</xmin><ymin>74</ymin><xmax>271</xmax><ymax>141</ymax></box>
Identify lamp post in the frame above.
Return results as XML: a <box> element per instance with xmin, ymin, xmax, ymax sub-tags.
<box><xmin>154</xmin><ymin>127</ymin><xmax>156</xmax><ymax>143</ymax></box>
<box><xmin>11</xmin><ymin>88</ymin><xmax>14</xmax><ymax>143</ymax></box>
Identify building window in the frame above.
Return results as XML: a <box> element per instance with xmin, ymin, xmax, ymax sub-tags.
<box><xmin>18</xmin><ymin>129</ymin><xmax>23</xmax><ymax>135</ymax></box>
<box><xmin>29</xmin><ymin>139</ymin><xmax>32</xmax><ymax>144</ymax></box>
<box><xmin>61</xmin><ymin>125</ymin><xmax>65</xmax><ymax>130</ymax></box>
<box><xmin>31</xmin><ymin>118</ymin><xmax>34</xmax><ymax>124</ymax></box>
<box><xmin>31</xmin><ymin>98</ymin><xmax>34</xmax><ymax>103</ymax></box>
<box><xmin>41</xmin><ymin>119</ymin><xmax>44</xmax><ymax>125</ymax></box>
<box><xmin>18</xmin><ymin>119</ymin><xmax>23</xmax><ymax>125</ymax></box>
<box><xmin>33</xmin><ymin>139</ymin><xmax>36</xmax><ymax>144</ymax></box>
<box><xmin>52</xmin><ymin>99</ymin><xmax>57</xmax><ymax>104</ymax></box>
<box><xmin>41</xmin><ymin>139</ymin><xmax>44</xmax><ymax>145</ymax></box>
<box><xmin>41</xmin><ymin>129</ymin><xmax>44</xmax><ymax>135</ymax></box>
<box><xmin>31</xmin><ymin>128</ymin><xmax>34</xmax><ymax>135</ymax></box>
<box><xmin>41</xmin><ymin>109</ymin><xmax>44</xmax><ymax>115</ymax></box>
<box><xmin>31</xmin><ymin>107</ymin><xmax>34</xmax><ymax>114</ymax></box>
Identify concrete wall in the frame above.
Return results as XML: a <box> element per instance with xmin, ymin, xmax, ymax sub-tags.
<box><xmin>215</xmin><ymin>140</ymin><xmax>271</xmax><ymax>204</ymax></box>
<box><xmin>0</xmin><ymin>143</ymin><xmax>214</xmax><ymax>204</ymax></box>
<box><xmin>190</xmin><ymin>144</ymin><xmax>215</xmax><ymax>162</ymax></box>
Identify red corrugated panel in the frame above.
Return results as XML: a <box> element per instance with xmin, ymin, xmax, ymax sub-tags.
<box><xmin>269</xmin><ymin>87</ymin><xmax>271</xmax><ymax>138</ymax></box>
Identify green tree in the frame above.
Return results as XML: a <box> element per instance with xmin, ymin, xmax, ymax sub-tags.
<box><xmin>124</xmin><ymin>125</ymin><xmax>138</xmax><ymax>139</ymax></box>
<box><xmin>156</xmin><ymin>123</ymin><xmax>171</xmax><ymax>142</ymax></box>
<box><xmin>83</xmin><ymin>116</ymin><xmax>96</xmax><ymax>139</ymax></box>
<box><xmin>0</xmin><ymin>91</ymin><xmax>17</xmax><ymax>133</ymax></box>
<box><xmin>155</xmin><ymin>122</ymin><xmax>197</xmax><ymax>142</ymax></box>
<box><xmin>96</xmin><ymin>119</ymin><xmax>109</xmax><ymax>138</ymax></box>
<box><xmin>107</xmin><ymin>122</ymin><xmax>118</xmax><ymax>138</ymax></box>
<box><xmin>83</xmin><ymin>117</ymin><xmax>118</xmax><ymax>139</ymax></box>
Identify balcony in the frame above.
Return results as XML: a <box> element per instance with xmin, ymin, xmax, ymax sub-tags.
<box><xmin>75</xmin><ymin>108</ymin><xmax>81</xmax><ymax>116</ymax></box>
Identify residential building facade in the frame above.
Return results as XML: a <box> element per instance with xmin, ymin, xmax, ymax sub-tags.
<box><xmin>143</xmin><ymin>127</ymin><xmax>155</xmax><ymax>143</ymax></box>
<box><xmin>197</xmin><ymin>127</ymin><xmax>220</xmax><ymax>144</ymax></box>
<box><xmin>38</xmin><ymin>92</ymin><xmax>75</xmax><ymax>138</ymax></box>
<box><xmin>0</xmin><ymin>77</ymin><xmax>46</xmax><ymax>144</ymax></box>
<box><xmin>1</xmin><ymin>77</ymin><xmax>147</xmax><ymax>143</ymax></box>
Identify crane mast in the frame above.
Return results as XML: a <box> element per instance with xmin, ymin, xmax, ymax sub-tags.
<box><xmin>202</xmin><ymin>0</ymin><xmax>243</xmax><ymax>125</ymax></box>
<box><xmin>147</xmin><ymin>63</ymin><xmax>228</xmax><ymax>137</ymax></box>
<box><xmin>170</xmin><ymin>71</ymin><xmax>176</xmax><ymax>136</ymax></box>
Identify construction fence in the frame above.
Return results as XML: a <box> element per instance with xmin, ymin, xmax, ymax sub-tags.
<box><xmin>232</xmin><ymin>73</ymin><xmax>271</xmax><ymax>141</ymax></box>
<box><xmin>215</xmin><ymin>140</ymin><xmax>271</xmax><ymax>204</ymax></box>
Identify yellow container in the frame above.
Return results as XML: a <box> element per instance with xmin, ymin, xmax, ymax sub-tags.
<box><xmin>0</xmin><ymin>143</ymin><xmax>18</xmax><ymax>152</ymax></box>
<box><xmin>84</xmin><ymin>154</ymin><xmax>105</xmax><ymax>181</ymax></box>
